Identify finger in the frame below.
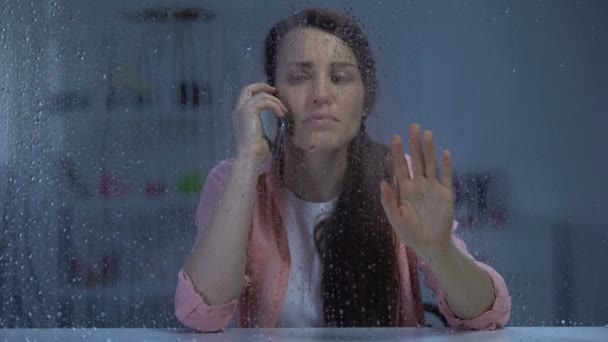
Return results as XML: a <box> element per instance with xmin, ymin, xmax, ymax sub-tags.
<box><xmin>249</xmin><ymin>93</ymin><xmax>289</xmax><ymax>116</ymax></box>
<box><xmin>441</xmin><ymin>150</ymin><xmax>453</xmax><ymax>189</ymax></box>
<box><xmin>258</xmin><ymin>92</ymin><xmax>289</xmax><ymax>114</ymax></box>
<box><xmin>391</xmin><ymin>135</ymin><xmax>411</xmax><ymax>195</ymax></box>
<box><xmin>273</xmin><ymin>96</ymin><xmax>290</xmax><ymax>115</ymax></box>
<box><xmin>244</xmin><ymin>99</ymin><xmax>285</xmax><ymax>124</ymax></box>
<box><xmin>408</xmin><ymin>123</ymin><xmax>425</xmax><ymax>178</ymax></box>
<box><xmin>246</xmin><ymin>98</ymin><xmax>287</xmax><ymax>121</ymax></box>
<box><xmin>380</xmin><ymin>180</ymin><xmax>401</xmax><ymax>224</ymax></box>
<box><xmin>238</xmin><ymin>83</ymin><xmax>277</xmax><ymax>106</ymax></box>
<box><xmin>422</xmin><ymin>130</ymin><xmax>438</xmax><ymax>180</ymax></box>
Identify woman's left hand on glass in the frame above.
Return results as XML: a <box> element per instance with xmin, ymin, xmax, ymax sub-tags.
<box><xmin>380</xmin><ymin>123</ymin><xmax>455</xmax><ymax>259</ymax></box>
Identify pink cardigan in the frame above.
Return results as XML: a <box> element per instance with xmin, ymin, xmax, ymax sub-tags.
<box><xmin>174</xmin><ymin>157</ymin><xmax>511</xmax><ymax>332</ymax></box>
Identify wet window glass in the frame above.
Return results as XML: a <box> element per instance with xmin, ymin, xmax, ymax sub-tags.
<box><xmin>1</xmin><ymin>0</ymin><xmax>606</xmax><ymax>331</ymax></box>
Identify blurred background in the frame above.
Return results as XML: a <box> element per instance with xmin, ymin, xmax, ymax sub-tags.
<box><xmin>0</xmin><ymin>0</ymin><xmax>606</xmax><ymax>328</ymax></box>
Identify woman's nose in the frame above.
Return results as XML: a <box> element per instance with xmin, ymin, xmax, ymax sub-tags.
<box><xmin>312</xmin><ymin>77</ymin><xmax>333</xmax><ymax>105</ymax></box>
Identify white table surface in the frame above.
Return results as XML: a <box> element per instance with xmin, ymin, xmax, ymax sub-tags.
<box><xmin>1</xmin><ymin>327</ymin><xmax>607</xmax><ymax>341</ymax></box>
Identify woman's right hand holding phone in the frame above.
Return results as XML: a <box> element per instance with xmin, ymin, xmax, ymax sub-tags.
<box><xmin>184</xmin><ymin>83</ymin><xmax>288</xmax><ymax>309</ymax></box>
<box><xmin>232</xmin><ymin>83</ymin><xmax>288</xmax><ymax>164</ymax></box>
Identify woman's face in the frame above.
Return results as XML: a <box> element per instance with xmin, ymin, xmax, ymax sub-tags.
<box><xmin>275</xmin><ymin>27</ymin><xmax>366</xmax><ymax>153</ymax></box>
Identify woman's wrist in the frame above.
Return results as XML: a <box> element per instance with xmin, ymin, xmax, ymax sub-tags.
<box><xmin>235</xmin><ymin>150</ymin><xmax>266</xmax><ymax>169</ymax></box>
<box><xmin>414</xmin><ymin>238</ymin><xmax>459</xmax><ymax>267</ymax></box>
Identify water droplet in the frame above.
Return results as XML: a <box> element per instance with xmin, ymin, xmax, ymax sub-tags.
<box><xmin>243</xmin><ymin>46</ymin><xmax>253</xmax><ymax>59</ymax></box>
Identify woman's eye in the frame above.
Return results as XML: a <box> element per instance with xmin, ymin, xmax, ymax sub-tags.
<box><xmin>288</xmin><ymin>73</ymin><xmax>309</xmax><ymax>83</ymax></box>
<box><xmin>332</xmin><ymin>73</ymin><xmax>351</xmax><ymax>83</ymax></box>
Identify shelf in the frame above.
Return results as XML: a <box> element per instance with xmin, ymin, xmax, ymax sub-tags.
<box><xmin>65</xmin><ymin>193</ymin><xmax>200</xmax><ymax>211</ymax></box>
<box><xmin>59</xmin><ymin>107</ymin><xmax>209</xmax><ymax>120</ymax></box>
<box><xmin>58</xmin><ymin>281</ymin><xmax>173</xmax><ymax>301</ymax></box>
<box><xmin>82</xmin><ymin>114</ymin><xmax>205</xmax><ymax>121</ymax></box>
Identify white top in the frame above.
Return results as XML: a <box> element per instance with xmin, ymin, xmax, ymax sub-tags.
<box><xmin>275</xmin><ymin>188</ymin><xmax>338</xmax><ymax>328</ymax></box>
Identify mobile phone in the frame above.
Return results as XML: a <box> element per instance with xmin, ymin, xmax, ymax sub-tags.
<box><xmin>260</xmin><ymin>109</ymin><xmax>279</xmax><ymax>144</ymax></box>
<box><xmin>260</xmin><ymin>109</ymin><xmax>285</xmax><ymax>158</ymax></box>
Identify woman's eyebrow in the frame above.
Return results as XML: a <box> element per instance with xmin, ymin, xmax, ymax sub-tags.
<box><xmin>331</xmin><ymin>62</ymin><xmax>358</xmax><ymax>69</ymax></box>
<box><xmin>286</xmin><ymin>61</ymin><xmax>313</xmax><ymax>68</ymax></box>
<box><xmin>285</xmin><ymin>61</ymin><xmax>357</xmax><ymax>69</ymax></box>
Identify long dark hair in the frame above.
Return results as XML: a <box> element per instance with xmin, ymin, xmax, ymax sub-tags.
<box><xmin>264</xmin><ymin>9</ymin><xmax>401</xmax><ymax>327</ymax></box>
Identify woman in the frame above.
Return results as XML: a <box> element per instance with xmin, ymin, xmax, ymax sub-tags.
<box><xmin>174</xmin><ymin>8</ymin><xmax>511</xmax><ymax>332</ymax></box>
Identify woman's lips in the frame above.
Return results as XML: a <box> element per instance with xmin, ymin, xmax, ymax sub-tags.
<box><xmin>304</xmin><ymin>114</ymin><xmax>338</xmax><ymax>127</ymax></box>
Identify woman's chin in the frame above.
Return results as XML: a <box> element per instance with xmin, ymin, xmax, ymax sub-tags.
<box><xmin>295</xmin><ymin>140</ymin><xmax>338</xmax><ymax>153</ymax></box>
<box><xmin>290</xmin><ymin>132</ymin><xmax>350</xmax><ymax>154</ymax></box>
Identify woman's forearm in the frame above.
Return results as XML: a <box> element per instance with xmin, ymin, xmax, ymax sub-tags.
<box><xmin>183</xmin><ymin>156</ymin><xmax>262</xmax><ymax>306</ymax></box>
<box><xmin>418</xmin><ymin>240</ymin><xmax>495</xmax><ymax>320</ymax></box>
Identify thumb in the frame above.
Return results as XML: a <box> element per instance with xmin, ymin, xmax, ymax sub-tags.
<box><xmin>380</xmin><ymin>180</ymin><xmax>401</xmax><ymax>225</ymax></box>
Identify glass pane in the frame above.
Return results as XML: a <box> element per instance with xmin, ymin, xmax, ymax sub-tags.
<box><xmin>1</xmin><ymin>0</ymin><xmax>606</xmax><ymax>330</ymax></box>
